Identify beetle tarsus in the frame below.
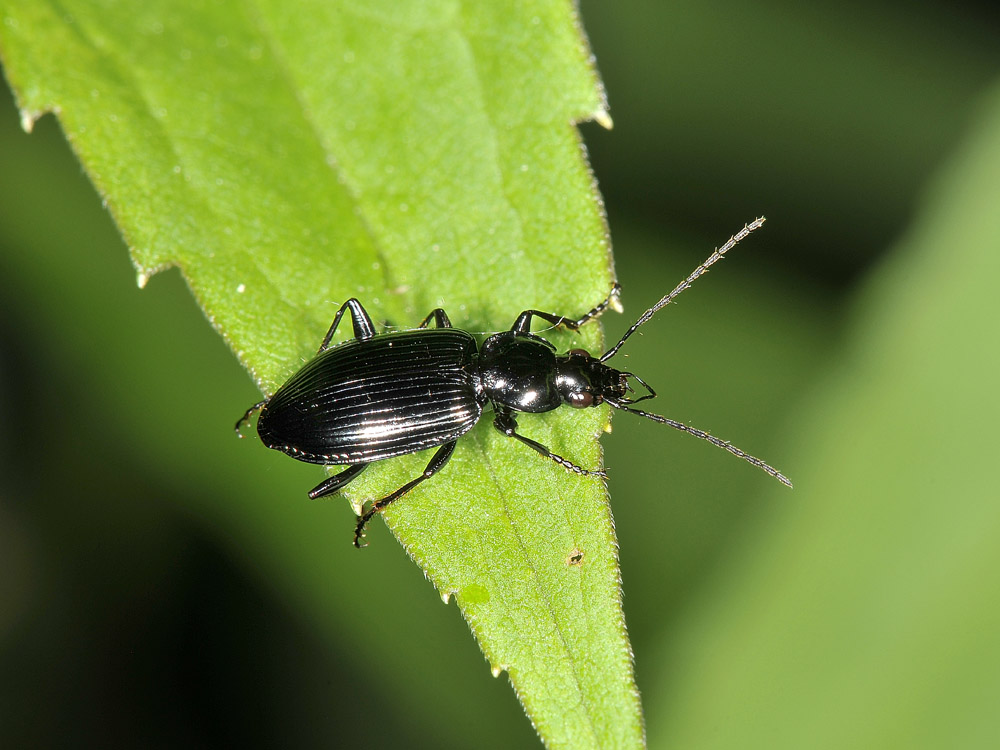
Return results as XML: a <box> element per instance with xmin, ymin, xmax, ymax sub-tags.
<box><xmin>234</xmin><ymin>400</ymin><xmax>267</xmax><ymax>437</ymax></box>
<box><xmin>350</xmin><ymin>441</ymin><xmax>457</xmax><ymax>548</ymax></box>
<box><xmin>353</xmin><ymin>513</ymin><xmax>371</xmax><ymax>548</ymax></box>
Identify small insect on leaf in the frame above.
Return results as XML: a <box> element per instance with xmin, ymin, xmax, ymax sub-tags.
<box><xmin>237</xmin><ymin>218</ymin><xmax>790</xmax><ymax>546</ymax></box>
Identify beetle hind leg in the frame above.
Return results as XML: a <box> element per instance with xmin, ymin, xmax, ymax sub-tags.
<box><xmin>417</xmin><ymin>308</ymin><xmax>453</xmax><ymax>329</ymax></box>
<box><xmin>354</xmin><ymin>441</ymin><xmax>457</xmax><ymax>548</ymax></box>
<box><xmin>235</xmin><ymin>400</ymin><xmax>268</xmax><ymax>436</ymax></box>
<box><xmin>308</xmin><ymin>464</ymin><xmax>368</xmax><ymax>499</ymax></box>
<box><xmin>318</xmin><ymin>299</ymin><xmax>378</xmax><ymax>352</ymax></box>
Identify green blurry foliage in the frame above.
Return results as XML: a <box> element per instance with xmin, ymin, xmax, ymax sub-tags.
<box><xmin>648</xmin><ymin>80</ymin><xmax>1000</xmax><ymax>749</ymax></box>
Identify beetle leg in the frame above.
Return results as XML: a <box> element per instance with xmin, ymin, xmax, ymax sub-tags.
<box><xmin>510</xmin><ymin>283</ymin><xmax>622</xmax><ymax>334</ymax></box>
<box><xmin>417</xmin><ymin>308</ymin><xmax>453</xmax><ymax>329</ymax></box>
<box><xmin>318</xmin><ymin>299</ymin><xmax>378</xmax><ymax>352</ymax></box>
<box><xmin>234</xmin><ymin>399</ymin><xmax>268</xmax><ymax>436</ymax></box>
<box><xmin>354</xmin><ymin>441</ymin><xmax>457</xmax><ymax>548</ymax></box>
<box><xmin>307</xmin><ymin>464</ymin><xmax>369</xmax><ymax>499</ymax></box>
<box><xmin>492</xmin><ymin>410</ymin><xmax>607</xmax><ymax>478</ymax></box>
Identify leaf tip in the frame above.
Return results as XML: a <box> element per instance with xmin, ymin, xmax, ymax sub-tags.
<box><xmin>19</xmin><ymin>107</ymin><xmax>44</xmax><ymax>133</ymax></box>
<box><xmin>133</xmin><ymin>260</ymin><xmax>175</xmax><ymax>290</ymax></box>
<box><xmin>593</xmin><ymin>108</ymin><xmax>613</xmax><ymax>131</ymax></box>
<box><xmin>349</xmin><ymin>496</ymin><xmax>365</xmax><ymax>516</ymax></box>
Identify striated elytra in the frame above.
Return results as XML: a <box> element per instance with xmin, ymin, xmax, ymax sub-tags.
<box><xmin>237</xmin><ymin>218</ymin><xmax>791</xmax><ymax>547</ymax></box>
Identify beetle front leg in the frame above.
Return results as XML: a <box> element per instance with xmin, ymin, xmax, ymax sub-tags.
<box><xmin>492</xmin><ymin>410</ymin><xmax>607</xmax><ymax>478</ymax></box>
<box><xmin>318</xmin><ymin>299</ymin><xmax>378</xmax><ymax>352</ymax></box>
<box><xmin>354</xmin><ymin>441</ymin><xmax>457</xmax><ymax>548</ymax></box>
<box><xmin>511</xmin><ymin>283</ymin><xmax>621</xmax><ymax>334</ymax></box>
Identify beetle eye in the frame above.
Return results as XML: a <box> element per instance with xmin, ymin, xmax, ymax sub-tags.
<box><xmin>568</xmin><ymin>348</ymin><xmax>590</xmax><ymax>360</ymax></box>
<box><xmin>568</xmin><ymin>391</ymin><xmax>594</xmax><ymax>408</ymax></box>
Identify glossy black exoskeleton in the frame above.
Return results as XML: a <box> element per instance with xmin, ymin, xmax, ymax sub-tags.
<box><xmin>237</xmin><ymin>218</ymin><xmax>791</xmax><ymax>547</ymax></box>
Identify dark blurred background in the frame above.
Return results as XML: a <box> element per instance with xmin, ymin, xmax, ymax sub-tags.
<box><xmin>2</xmin><ymin>1</ymin><xmax>999</xmax><ymax>747</ymax></box>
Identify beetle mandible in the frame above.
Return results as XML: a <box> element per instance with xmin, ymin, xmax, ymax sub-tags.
<box><xmin>237</xmin><ymin>218</ymin><xmax>791</xmax><ymax>547</ymax></box>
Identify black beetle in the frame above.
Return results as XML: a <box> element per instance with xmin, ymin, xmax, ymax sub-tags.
<box><xmin>237</xmin><ymin>218</ymin><xmax>790</xmax><ymax>546</ymax></box>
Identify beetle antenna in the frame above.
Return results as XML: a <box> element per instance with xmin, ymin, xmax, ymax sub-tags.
<box><xmin>235</xmin><ymin>400</ymin><xmax>267</xmax><ymax>437</ymax></box>
<box><xmin>608</xmin><ymin>399</ymin><xmax>792</xmax><ymax>487</ymax></box>
<box><xmin>600</xmin><ymin>217</ymin><xmax>766</xmax><ymax>362</ymax></box>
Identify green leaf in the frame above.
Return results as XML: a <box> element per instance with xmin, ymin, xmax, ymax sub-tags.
<box><xmin>0</xmin><ymin>1</ymin><xmax>642</xmax><ymax>746</ymax></box>
<box><xmin>648</xmin><ymin>80</ymin><xmax>1000</xmax><ymax>748</ymax></box>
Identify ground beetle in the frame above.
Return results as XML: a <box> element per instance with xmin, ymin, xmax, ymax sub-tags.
<box><xmin>237</xmin><ymin>218</ymin><xmax>791</xmax><ymax>547</ymax></box>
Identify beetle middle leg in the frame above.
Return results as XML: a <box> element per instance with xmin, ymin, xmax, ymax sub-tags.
<box><xmin>492</xmin><ymin>409</ymin><xmax>607</xmax><ymax>478</ymax></box>
<box><xmin>354</xmin><ymin>440</ymin><xmax>457</xmax><ymax>548</ymax></box>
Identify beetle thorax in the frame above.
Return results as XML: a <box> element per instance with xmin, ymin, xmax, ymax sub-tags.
<box><xmin>477</xmin><ymin>332</ymin><xmax>630</xmax><ymax>414</ymax></box>
<box><xmin>477</xmin><ymin>332</ymin><xmax>563</xmax><ymax>413</ymax></box>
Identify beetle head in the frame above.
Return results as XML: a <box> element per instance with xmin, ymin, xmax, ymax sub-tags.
<box><xmin>555</xmin><ymin>349</ymin><xmax>654</xmax><ymax>409</ymax></box>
